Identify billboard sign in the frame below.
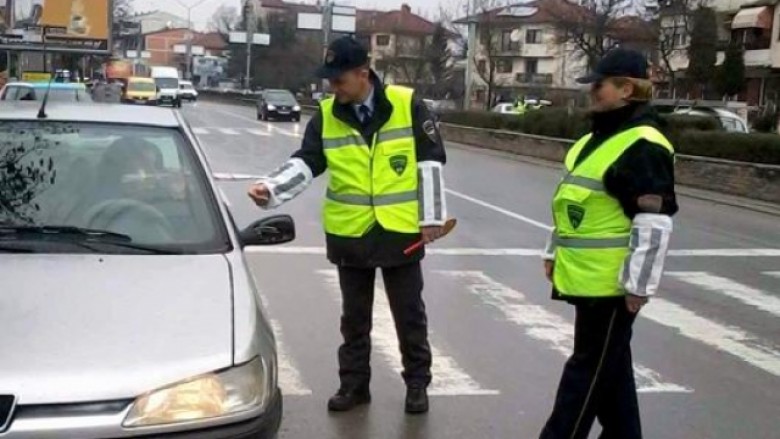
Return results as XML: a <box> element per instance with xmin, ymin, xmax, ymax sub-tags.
<box><xmin>1</xmin><ymin>0</ymin><xmax>112</xmax><ymax>53</ymax></box>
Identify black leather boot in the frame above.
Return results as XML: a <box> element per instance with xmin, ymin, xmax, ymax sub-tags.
<box><xmin>327</xmin><ymin>388</ymin><xmax>371</xmax><ymax>412</ymax></box>
<box><xmin>405</xmin><ymin>387</ymin><xmax>429</xmax><ymax>414</ymax></box>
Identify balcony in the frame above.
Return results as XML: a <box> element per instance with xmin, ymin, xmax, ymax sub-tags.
<box><xmin>744</xmin><ymin>48</ymin><xmax>771</xmax><ymax>67</ymax></box>
<box><xmin>516</xmin><ymin>72</ymin><xmax>553</xmax><ymax>85</ymax></box>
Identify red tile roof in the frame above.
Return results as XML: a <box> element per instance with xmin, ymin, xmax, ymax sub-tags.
<box><xmin>455</xmin><ymin>0</ymin><xmax>589</xmax><ymax>25</ymax></box>
<box><xmin>358</xmin><ymin>4</ymin><xmax>437</xmax><ymax>35</ymax></box>
<box><xmin>193</xmin><ymin>32</ymin><xmax>227</xmax><ymax>50</ymax></box>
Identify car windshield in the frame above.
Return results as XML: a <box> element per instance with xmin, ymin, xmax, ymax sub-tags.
<box><xmin>0</xmin><ymin>122</ymin><xmax>228</xmax><ymax>254</ymax></box>
<box><xmin>3</xmin><ymin>86</ymin><xmax>91</xmax><ymax>102</ymax></box>
<box><xmin>129</xmin><ymin>82</ymin><xmax>156</xmax><ymax>92</ymax></box>
<box><xmin>265</xmin><ymin>91</ymin><xmax>297</xmax><ymax>105</ymax></box>
<box><xmin>155</xmin><ymin>78</ymin><xmax>179</xmax><ymax>89</ymax></box>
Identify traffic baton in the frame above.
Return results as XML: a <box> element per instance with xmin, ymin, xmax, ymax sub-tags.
<box><xmin>404</xmin><ymin>218</ymin><xmax>458</xmax><ymax>256</ymax></box>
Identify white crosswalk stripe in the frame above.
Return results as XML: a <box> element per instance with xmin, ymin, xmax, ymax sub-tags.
<box><xmin>641</xmin><ymin>297</ymin><xmax>780</xmax><ymax>377</ymax></box>
<box><xmin>247</xmin><ymin>129</ymin><xmax>271</xmax><ymax>136</ymax></box>
<box><xmin>318</xmin><ymin>269</ymin><xmax>499</xmax><ymax>396</ymax></box>
<box><xmin>218</xmin><ymin>128</ymin><xmax>240</xmax><ymax>135</ymax></box>
<box><xmin>438</xmin><ymin>270</ymin><xmax>692</xmax><ymax>393</ymax></box>
<box><xmin>191</xmin><ymin>127</ymin><xmax>209</xmax><ymax>135</ymax></box>
<box><xmin>764</xmin><ymin>271</ymin><xmax>780</xmax><ymax>279</ymax></box>
<box><xmin>270</xmin><ymin>320</ymin><xmax>313</xmax><ymax>396</ymax></box>
<box><xmin>667</xmin><ymin>272</ymin><xmax>780</xmax><ymax>317</ymax></box>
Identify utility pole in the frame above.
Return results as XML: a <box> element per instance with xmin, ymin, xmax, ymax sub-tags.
<box><xmin>321</xmin><ymin>1</ymin><xmax>333</xmax><ymax>92</ymax></box>
<box><xmin>174</xmin><ymin>0</ymin><xmax>209</xmax><ymax>80</ymax></box>
<box><xmin>245</xmin><ymin>0</ymin><xmax>256</xmax><ymax>90</ymax></box>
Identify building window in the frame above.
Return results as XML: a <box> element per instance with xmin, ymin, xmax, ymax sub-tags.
<box><xmin>501</xmin><ymin>30</ymin><xmax>520</xmax><ymax>51</ymax></box>
<box><xmin>477</xmin><ymin>59</ymin><xmax>487</xmax><ymax>74</ymax></box>
<box><xmin>376</xmin><ymin>35</ymin><xmax>390</xmax><ymax>47</ymax></box>
<box><xmin>526</xmin><ymin>29</ymin><xmax>542</xmax><ymax>44</ymax></box>
<box><xmin>525</xmin><ymin>58</ymin><xmax>539</xmax><ymax>74</ymax></box>
<box><xmin>497</xmin><ymin>59</ymin><xmax>513</xmax><ymax>74</ymax></box>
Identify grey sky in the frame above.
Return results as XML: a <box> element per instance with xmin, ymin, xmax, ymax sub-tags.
<box><xmin>132</xmin><ymin>0</ymin><xmax>457</xmax><ymax>31</ymax></box>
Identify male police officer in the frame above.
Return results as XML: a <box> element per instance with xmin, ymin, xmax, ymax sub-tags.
<box><xmin>539</xmin><ymin>49</ymin><xmax>677</xmax><ymax>439</ymax></box>
<box><xmin>248</xmin><ymin>37</ymin><xmax>447</xmax><ymax>414</ymax></box>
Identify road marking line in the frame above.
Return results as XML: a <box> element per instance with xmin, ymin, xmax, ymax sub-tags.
<box><xmin>191</xmin><ymin>127</ymin><xmax>209</xmax><ymax>135</ymax></box>
<box><xmin>318</xmin><ymin>270</ymin><xmax>499</xmax><ymax>396</ymax></box>
<box><xmin>270</xmin><ymin>320</ymin><xmax>313</xmax><ymax>396</ymax></box>
<box><xmin>641</xmin><ymin>298</ymin><xmax>780</xmax><ymax>378</ymax></box>
<box><xmin>763</xmin><ymin>271</ymin><xmax>780</xmax><ymax>278</ymax></box>
<box><xmin>437</xmin><ymin>270</ymin><xmax>692</xmax><ymax>394</ymax></box>
<box><xmin>445</xmin><ymin>189</ymin><xmax>553</xmax><ymax>231</ymax></box>
<box><xmin>245</xmin><ymin>246</ymin><xmax>780</xmax><ymax>257</ymax></box>
<box><xmin>207</xmin><ymin>105</ymin><xmax>303</xmax><ymax>138</ymax></box>
<box><xmin>219</xmin><ymin>128</ymin><xmax>240</xmax><ymax>135</ymax></box>
<box><xmin>667</xmin><ymin>272</ymin><xmax>780</xmax><ymax>317</ymax></box>
<box><xmin>247</xmin><ymin>129</ymin><xmax>271</xmax><ymax>136</ymax></box>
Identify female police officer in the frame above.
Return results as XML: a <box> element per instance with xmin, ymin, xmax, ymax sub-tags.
<box><xmin>539</xmin><ymin>49</ymin><xmax>677</xmax><ymax>439</ymax></box>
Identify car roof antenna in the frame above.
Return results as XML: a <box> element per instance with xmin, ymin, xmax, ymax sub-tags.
<box><xmin>37</xmin><ymin>27</ymin><xmax>52</xmax><ymax>119</ymax></box>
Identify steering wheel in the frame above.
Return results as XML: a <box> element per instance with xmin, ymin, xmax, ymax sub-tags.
<box><xmin>82</xmin><ymin>199</ymin><xmax>175</xmax><ymax>242</ymax></box>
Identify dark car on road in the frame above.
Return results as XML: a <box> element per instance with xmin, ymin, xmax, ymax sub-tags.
<box><xmin>257</xmin><ymin>89</ymin><xmax>301</xmax><ymax>122</ymax></box>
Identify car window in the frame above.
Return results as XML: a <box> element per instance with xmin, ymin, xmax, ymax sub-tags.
<box><xmin>155</xmin><ymin>78</ymin><xmax>179</xmax><ymax>89</ymax></box>
<box><xmin>0</xmin><ymin>122</ymin><xmax>228</xmax><ymax>253</ymax></box>
<box><xmin>129</xmin><ymin>82</ymin><xmax>156</xmax><ymax>92</ymax></box>
<box><xmin>264</xmin><ymin>91</ymin><xmax>297</xmax><ymax>105</ymax></box>
<box><xmin>720</xmin><ymin>117</ymin><xmax>740</xmax><ymax>133</ymax></box>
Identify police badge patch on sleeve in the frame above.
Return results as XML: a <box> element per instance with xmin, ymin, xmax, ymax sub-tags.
<box><xmin>423</xmin><ymin>119</ymin><xmax>438</xmax><ymax>142</ymax></box>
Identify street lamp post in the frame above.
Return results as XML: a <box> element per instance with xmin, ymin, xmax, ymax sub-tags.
<box><xmin>173</xmin><ymin>0</ymin><xmax>209</xmax><ymax>80</ymax></box>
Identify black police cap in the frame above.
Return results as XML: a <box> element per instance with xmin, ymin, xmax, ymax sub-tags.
<box><xmin>316</xmin><ymin>36</ymin><xmax>369</xmax><ymax>79</ymax></box>
<box><xmin>576</xmin><ymin>48</ymin><xmax>649</xmax><ymax>84</ymax></box>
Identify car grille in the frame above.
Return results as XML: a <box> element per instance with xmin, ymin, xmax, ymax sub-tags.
<box><xmin>0</xmin><ymin>395</ymin><xmax>16</xmax><ymax>432</ymax></box>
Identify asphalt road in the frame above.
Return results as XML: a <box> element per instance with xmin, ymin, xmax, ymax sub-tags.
<box><xmin>181</xmin><ymin>100</ymin><xmax>780</xmax><ymax>439</ymax></box>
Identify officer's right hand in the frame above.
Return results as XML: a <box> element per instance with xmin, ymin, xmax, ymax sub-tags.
<box><xmin>544</xmin><ymin>260</ymin><xmax>554</xmax><ymax>282</ymax></box>
<box><xmin>248</xmin><ymin>183</ymin><xmax>271</xmax><ymax>207</ymax></box>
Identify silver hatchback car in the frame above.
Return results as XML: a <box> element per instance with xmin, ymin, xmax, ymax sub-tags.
<box><xmin>0</xmin><ymin>103</ymin><xmax>288</xmax><ymax>438</ymax></box>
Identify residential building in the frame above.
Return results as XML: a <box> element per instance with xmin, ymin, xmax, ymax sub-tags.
<box><xmin>356</xmin><ymin>4</ymin><xmax>441</xmax><ymax>86</ymax></box>
<box><xmin>145</xmin><ymin>28</ymin><xmax>227</xmax><ymax>72</ymax></box>
<box><xmin>130</xmin><ymin>10</ymin><xmax>191</xmax><ymax>35</ymax></box>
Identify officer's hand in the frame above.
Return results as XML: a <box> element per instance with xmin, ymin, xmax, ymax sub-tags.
<box><xmin>626</xmin><ymin>294</ymin><xmax>649</xmax><ymax>314</ymax></box>
<box><xmin>248</xmin><ymin>183</ymin><xmax>271</xmax><ymax>207</ymax></box>
<box><xmin>421</xmin><ymin>226</ymin><xmax>445</xmax><ymax>244</ymax></box>
<box><xmin>544</xmin><ymin>260</ymin><xmax>554</xmax><ymax>282</ymax></box>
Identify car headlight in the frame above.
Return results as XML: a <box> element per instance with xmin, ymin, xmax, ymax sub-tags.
<box><xmin>267</xmin><ymin>104</ymin><xmax>276</xmax><ymax>111</ymax></box>
<box><xmin>123</xmin><ymin>358</ymin><xmax>268</xmax><ymax>428</ymax></box>
<box><xmin>293</xmin><ymin>105</ymin><xmax>301</xmax><ymax>112</ymax></box>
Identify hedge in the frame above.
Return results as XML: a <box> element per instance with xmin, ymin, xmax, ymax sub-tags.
<box><xmin>439</xmin><ymin>108</ymin><xmax>780</xmax><ymax>165</ymax></box>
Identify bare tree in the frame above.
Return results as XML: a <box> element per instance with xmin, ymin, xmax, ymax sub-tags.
<box><xmin>545</xmin><ymin>0</ymin><xmax>644</xmax><ymax>70</ymax></box>
<box><xmin>382</xmin><ymin>35</ymin><xmax>431</xmax><ymax>88</ymax></box>
<box><xmin>210</xmin><ymin>4</ymin><xmax>240</xmax><ymax>38</ymax></box>
<box><xmin>652</xmin><ymin>0</ymin><xmax>706</xmax><ymax>97</ymax></box>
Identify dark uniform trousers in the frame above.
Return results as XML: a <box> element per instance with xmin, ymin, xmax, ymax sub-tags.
<box><xmin>337</xmin><ymin>262</ymin><xmax>432</xmax><ymax>391</ymax></box>
<box><xmin>540</xmin><ymin>300</ymin><xmax>642</xmax><ymax>439</ymax></box>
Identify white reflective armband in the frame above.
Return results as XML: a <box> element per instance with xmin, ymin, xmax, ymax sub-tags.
<box><xmin>255</xmin><ymin>158</ymin><xmax>313</xmax><ymax>209</ymax></box>
<box><xmin>418</xmin><ymin>161</ymin><xmax>447</xmax><ymax>226</ymax></box>
<box><xmin>619</xmin><ymin>213</ymin><xmax>673</xmax><ymax>297</ymax></box>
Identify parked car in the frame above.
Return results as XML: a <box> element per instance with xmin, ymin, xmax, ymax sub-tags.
<box><xmin>673</xmin><ymin>107</ymin><xmax>750</xmax><ymax>134</ymax></box>
<box><xmin>492</xmin><ymin>102</ymin><xmax>520</xmax><ymax>115</ymax></box>
<box><xmin>0</xmin><ymin>102</ymin><xmax>286</xmax><ymax>439</ymax></box>
<box><xmin>179</xmin><ymin>80</ymin><xmax>199</xmax><ymax>102</ymax></box>
<box><xmin>257</xmin><ymin>89</ymin><xmax>301</xmax><ymax>122</ymax></box>
<box><xmin>122</xmin><ymin>76</ymin><xmax>158</xmax><ymax>106</ymax></box>
<box><xmin>0</xmin><ymin>82</ymin><xmax>92</xmax><ymax>103</ymax></box>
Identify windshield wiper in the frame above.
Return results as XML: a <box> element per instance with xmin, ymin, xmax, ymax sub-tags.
<box><xmin>0</xmin><ymin>225</ymin><xmax>133</xmax><ymax>242</ymax></box>
<box><xmin>0</xmin><ymin>225</ymin><xmax>183</xmax><ymax>255</ymax></box>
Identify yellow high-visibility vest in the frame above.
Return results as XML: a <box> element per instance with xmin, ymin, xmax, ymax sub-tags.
<box><xmin>320</xmin><ymin>85</ymin><xmax>419</xmax><ymax>237</ymax></box>
<box><xmin>552</xmin><ymin>126</ymin><xmax>674</xmax><ymax>297</ymax></box>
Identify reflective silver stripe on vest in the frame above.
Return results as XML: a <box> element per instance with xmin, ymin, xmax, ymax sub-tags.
<box><xmin>376</xmin><ymin>127</ymin><xmax>414</xmax><ymax>144</ymax></box>
<box><xmin>561</xmin><ymin>174</ymin><xmax>605</xmax><ymax>191</ymax></box>
<box><xmin>554</xmin><ymin>235</ymin><xmax>630</xmax><ymax>249</ymax></box>
<box><xmin>326</xmin><ymin>189</ymin><xmax>417</xmax><ymax>206</ymax></box>
<box><xmin>323</xmin><ymin>134</ymin><xmax>367</xmax><ymax>150</ymax></box>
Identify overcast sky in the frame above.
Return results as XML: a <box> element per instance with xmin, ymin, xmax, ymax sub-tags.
<box><xmin>132</xmin><ymin>0</ymin><xmax>456</xmax><ymax>30</ymax></box>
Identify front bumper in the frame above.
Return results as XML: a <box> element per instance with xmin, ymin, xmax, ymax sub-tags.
<box><xmin>158</xmin><ymin>95</ymin><xmax>179</xmax><ymax>106</ymax></box>
<box><xmin>268</xmin><ymin>110</ymin><xmax>300</xmax><ymax>119</ymax></box>
<box><xmin>0</xmin><ymin>389</ymin><xmax>282</xmax><ymax>439</ymax></box>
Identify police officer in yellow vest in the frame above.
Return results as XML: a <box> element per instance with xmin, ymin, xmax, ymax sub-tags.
<box><xmin>539</xmin><ymin>49</ymin><xmax>678</xmax><ymax>439</ymax></box>
<box><xmin>248</xmin><ymin>37</ymin><xmax>447</xmax><ymax>414</ymax></box>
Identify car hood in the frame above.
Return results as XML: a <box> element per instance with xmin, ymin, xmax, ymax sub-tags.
<box><xmin>0</xmin><ymin>254</ymin><xmax>234</xmax><ymax>405</ymax></box>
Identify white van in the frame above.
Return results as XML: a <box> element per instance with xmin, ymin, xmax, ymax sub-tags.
<box><xmin>151</xmin><ymin>66</ymin><xmax>181</xmax><ymax>108</ymax></box>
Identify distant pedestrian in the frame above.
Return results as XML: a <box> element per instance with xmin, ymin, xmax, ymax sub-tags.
<box><xmin>539</xmin><ymin>48</ymin><xmax>678</xmax><ymax>439</ymax></box>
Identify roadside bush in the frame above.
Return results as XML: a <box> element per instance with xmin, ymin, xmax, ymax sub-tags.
<box><xmin>752</xmin><ymin>111</ymin><xmax>779</xmax><ymax>133</ymax></box>
<box><xmin>438</xmin><ymin>111</ymin><xmax>519</xmax><ymax>130</ymax></box>
<box><xmin>519</xmin><ymin>108</ymin><xmax>589</xmax><ymax>139</ymax></box>
<box><xmin>663</xmin><ymin>114</ymin><xmax>720</xmax><ymax>133</ymax></box>
<box><xmin>674</xmin><ymin>130</ymin><xmax>780</xmax><ymax>164</ymax></box>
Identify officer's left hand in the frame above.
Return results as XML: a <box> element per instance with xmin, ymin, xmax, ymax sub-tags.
<box><xmin>421</xmin><ymin>226</ymin><xmax>445</xmax><ymax>244</ymax></box>
<box><xmin>626</xmin><ymin>294</ymin><xmax>649</xmax><ymax>314</ymax></box>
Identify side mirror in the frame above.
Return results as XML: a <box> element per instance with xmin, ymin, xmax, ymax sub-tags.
<box><xmin>239</xmin><ymin>215</ymin><xmax>296</xmax><ymax>247</ymax></box>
